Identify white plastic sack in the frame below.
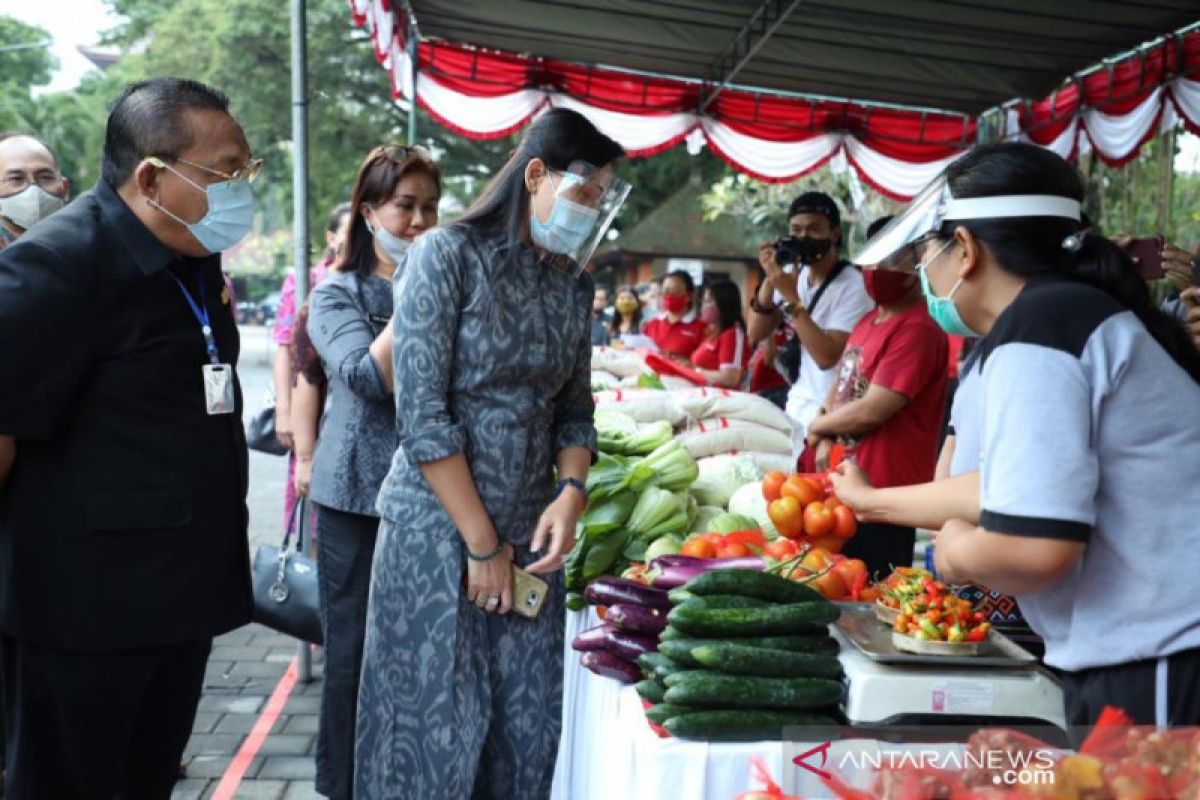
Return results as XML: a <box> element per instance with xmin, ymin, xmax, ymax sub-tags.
<box><xmin>688</xmin><ymin>455</ymin><xmax>763</xmax><ymax>509</ymax></box>
<box><xmin>672</xmin><ymin>387</ymin><xmax>795</xmax><ymax>434</ymax></box>
<box><xmin>592</xmin><ymin>388</ymin><xmax>686</xmax><ymax>426</ymax></box>
<box><xmin>675</xmin><ymin>418</ymin><xmax>793</xmax><ymax>459</ymax></box>
<box><xmin>739</xmin><ymin>452</ymin><xmax>797</xmax><ymax>475</ymax></box>
<box><xmin>591</xmin><ymin>370</ymin><xmax>620</xmax><ymax>389</ymax></box>
<box><xmin>590</xmin><ymin>347</ymin><xmax>648</xmax><ymax>379</ymax></box>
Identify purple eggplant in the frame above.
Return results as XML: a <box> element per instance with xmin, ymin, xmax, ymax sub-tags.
<box><xmin>646</xmin><ymin>555</ymin><xmax>766</xmax><ymax>589</ymax></box>
<box><xmin>581</xmin><ymin>651</ymin><xmax>642</xmax><ymax>684</ymax></box>
<box><xmin>607</xmin><ymin>603</ymin><xmax>669</xmax><ymax>635</ymax></box>
<box><xmin>571</xmin><ymin>623</ymin><xmax>615</xmax><ymax>652</ymax></box>
<box><xmin>604</xmin><ymin>627</ymin><xmax>659</xmax><ymax>661</ymax></box>
<box><xmin>584</xmin><ymin>576</ymin><xmax>672</xmax><ymax>610</ymax></box>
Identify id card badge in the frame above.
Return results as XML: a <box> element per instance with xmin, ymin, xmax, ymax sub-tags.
<box><xmin>202</xmin><ymin>363</ymin><xmax>236</xmax><ymax>415</ymax></box>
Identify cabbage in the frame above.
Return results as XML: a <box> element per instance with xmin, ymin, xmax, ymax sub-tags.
<box><xmin>645</xmin><ymin>534</ymin><xmax>683</xmax><ymax>562</ymax></box>
<box><xmin>728</xmin><ymin>480</ymin><xmax>778</xmax><ymax>538</ymax></box>
<box><xmin>688</xmin><ymin>455</ymin><xmax>762</xmax><ymax>508</ymax></box>
<box><xmin>689</xmin><ymin>505</ymin><xmax>725</xmax><ymax>536</ymax></box>
<box><xmin>707</xmin><ymin>512</ymin><xmax>759</xmax><ymax>534</ymax></box>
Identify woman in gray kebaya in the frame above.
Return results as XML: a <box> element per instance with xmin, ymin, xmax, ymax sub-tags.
<box><xmin>305</xmin><ymin>145</ymin><xmax>440</xmax><ymax>800</ymax></box>
<box><xmin>355</xmin><ymin>109</ymin><xmax>629</xmax><ymax>799</ymax></box>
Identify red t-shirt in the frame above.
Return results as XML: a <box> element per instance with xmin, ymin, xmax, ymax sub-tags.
<box><xmin>946</xmin><ymin>334</ymin><xmax>965</xmax><ymax>379</ymax></box>
<box><xmin>830</xmin><ymin>303</ymin><xmax>948</xmax><ymax>489</ymax></box>
<box><xmin>643</xmin><ymin>313</ymin><xmax>707</xmax><ymax>360</ymax></box>
<box><xmin>748</xmin><ymin>326</ymin><xmax>790</xmax><ymax>393</ymax></box>
<box><xmin>691</xmin><ymin>325</ymin><xmax>749</xmax><ymax>372</ymax></box>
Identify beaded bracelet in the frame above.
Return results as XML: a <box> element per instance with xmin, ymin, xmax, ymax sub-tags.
<box><xmin>465</xmin><ymin>541</ymin><xmax>504</xmax><ymax>562</ymax></box>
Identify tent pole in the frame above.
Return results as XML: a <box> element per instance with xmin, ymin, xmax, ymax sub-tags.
<box><xmin>1158</xmin><ymin>125</ymin><xmax>1177</xmax><ymax>237</ymax></box>
<box><xmin>290</xmin><ymin>0</ymin><xmax>313</xmax><ymax>684</ymax></box>
<box><xmin>407</xmin><ymin>33</ymin><xmax>418</xmax><ymax>146</ymax></box>
<box><xmin>700</xmin><ymin>0</ymin><xmax>803</xmax><ymax>113</ymax></box>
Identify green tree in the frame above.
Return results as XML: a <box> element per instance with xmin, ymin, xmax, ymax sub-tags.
<box><xmin>0</xmin><ymin>16</ymin><xmax>55</xmax><ymax>92</ymax></box>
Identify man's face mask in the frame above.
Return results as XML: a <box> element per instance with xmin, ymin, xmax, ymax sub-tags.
<box><xmin>0</xmin><ymin>184</ymin><xmax>65</xmax><ymax>231</ymax></box>
<box><xmin>146</xmin><ymin>156</ymin><xmax>261</xmax><ymax>253</ymax></box>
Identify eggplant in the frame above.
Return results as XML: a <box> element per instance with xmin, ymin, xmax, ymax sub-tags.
<box><xmin>571</xmin><ymin>623</ymin><xmax>615</xmax><ymax>652</ymax></box>
<box><xmin>646</xmin><ymin>555</ymin><xmax>766</xmax><ymax>589</ymax></box>
<box><xmin>604</xmin><ymin>627</ymin><xmax>659</xmax><ymax>661</ymax></box>
<box><xmin>607</xmin><ymin>603</ymin><xmax>669</xmax><ymax>635</ymax></box>
<box><xmin>584</xmin><ymin>576</ymin><xmax>672</xmax><ymax>610</ymax></box>
<box><xmin>581</xmin><ymin>651</ymin><xmax>643</xmax><ymax>684</ymax></box>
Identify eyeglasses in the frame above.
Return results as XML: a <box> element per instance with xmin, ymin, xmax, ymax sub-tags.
<box><xmin>150</xmin><ymin>155</ymin><xmax>264</xmax><ymax>185</ymax></box>
<box><xmin>1</xmin><ymin>171</ymin><xmax>63</xmax><ymax>195</ymax></box>
<box><xmin>367</xmin><ymin>144</ymin><xmax>432</xmax><ymax>164</ymax></box>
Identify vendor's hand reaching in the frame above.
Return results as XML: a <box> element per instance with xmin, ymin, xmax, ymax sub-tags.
<box><xmin>526</xmin><ymin>490</ymin><xmax>583</xmax><ymax>574</ymax></box>
<box><xmin>466</xmin><ymin>542</ymin><xmax>513</xmax><ymax>614</ymax></box>
<box><xmin>828</xmin><ymin>462</ymin><xmax>877</xmax><ymax>520</ymax></box>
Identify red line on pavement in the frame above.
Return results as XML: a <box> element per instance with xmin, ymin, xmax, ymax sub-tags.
<box><xmin>211</xmin><ymin>655</ymin><xmax>300</xmax><ymax>800</ymax></box>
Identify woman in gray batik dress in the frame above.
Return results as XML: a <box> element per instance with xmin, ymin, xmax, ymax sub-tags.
<box><xmin>355</xmin><ymin>108</ymin><xmax>632</xmax><ymax>799</ymax></box>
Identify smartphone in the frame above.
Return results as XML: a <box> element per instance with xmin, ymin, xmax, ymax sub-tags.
<box><xmin>511</xmin><ymin>567</ymin><xmax>549</xmax><ymax>619</ymax></box>
<box><xmin>1124</xmin><ymin>236</ymin><xmax>1165</xmax><ymax>279</ymax></box>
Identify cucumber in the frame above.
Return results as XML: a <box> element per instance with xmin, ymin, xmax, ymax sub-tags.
<box><xmin>732</xmin><ymin>635</ymin><xmax>841</xmax><ymax>654</ymax></box>
<box><xmin>645</xmin><ymin>703</ymin><xmax>688</xmax><ymax>726</ymax></box>
<box><xmin>676</xmin><ymin>594</ymin><xmax>772</xmax><ymax>610</ymax></box>
<box><xmin>664</xmin><ymin>709</ymin><xmax>837</xmax><ymax>742</ymax></box>
<box><xmin>684</xmin><ymin>569</ymin><xmax>826</xmax><ymax>604</ymax></box>
<box><xmin>637</xmin><ymin>652</ymin><xmax>685</xmax><ymax>681</ymax></box>
<box><xmin>663</xmin><ymin>670</ymin><xmax>715</xmax><ymax>689</ymax></box>
<box><xmin>664</xmin><ymin>673</ymin><xmax>843</xmax><ymax>711</ymax></box>
<box><xmin>691</xmin><ymin>643</ymin><xmax>843</xmax><ymax>680</ymax></box>
<box><xmin>667</xmin><ymin>603</ymin><xmax>839</xmax><ymax>637</ymax></box>
<box><xmin>660</xmin><ymin>625</ymin><xmax>687</xmax><ymax>641</ymax></box>
<box><xmin>635</xmin><ymin>679</ymin><xmax>665</xmax><ymax>704</ymax></box>
<box><xmin>657</xmin><ymin>639</ymin><xmax>705</xmax><ymax>668</ymax></box>
<box><xmin>668</xmin><ymin>588</ymin><xmax>699</xmax><ymax>605</ymax></box>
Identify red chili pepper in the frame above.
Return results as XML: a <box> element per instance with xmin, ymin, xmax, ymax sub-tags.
<box><xmin>966</xmin><ymin>627</ymin><xmax>987</xmax><ymax>643</ymax></box>
<box><xmin>850</xmin><ymin>570</ymin><xmax>868</xmax><ymax>601</ymax></box>
<box><xmin>723</xmin><ymin>530</ymin><xmax>768</xmax><ymax>548</ymax></box>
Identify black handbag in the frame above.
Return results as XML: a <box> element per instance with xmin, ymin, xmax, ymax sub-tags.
<box><xmin>251</xmin><ymin>498</ymin><xmax>324</xmax><ymax>645</ymax></box>
<box><xmin>246</xmin><ymin>400</ymin><xmax>288</xmax><ymax>456</ymax></box>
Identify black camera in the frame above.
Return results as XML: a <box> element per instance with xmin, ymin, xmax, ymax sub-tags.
<box><xmin>773</xmin><ymin>235</ymin><xmax>832</xmax><ymax>266</ymax></box>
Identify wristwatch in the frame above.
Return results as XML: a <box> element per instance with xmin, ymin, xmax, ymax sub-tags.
<box><xmin>780</xmin><ymin>300</ymin><xmax>801</xmax><ymax>317</ymax></box>
<box><xmin>555</xmin><ymin>477</ymin><xmax>588</xmax><ymax>505</ymax></box>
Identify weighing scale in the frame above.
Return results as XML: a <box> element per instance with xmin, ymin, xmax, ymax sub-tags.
<box><xmin>833</xmin><ymin>604</ymin><xmax>1066</xmax><ymax>737</ymax></box>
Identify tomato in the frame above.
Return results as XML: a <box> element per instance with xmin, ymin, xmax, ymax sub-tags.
<box><xmin>810</xmin><ymin>535</ymin><xmax>845</xmax><ymax>554</ymax></box>
<box><xmin>832</xmin><ymin>505</ymin><xmax>857</xmax><ymax>539</ymax></box>
<box><xmin>761</xmin><ymin>471</ymin><xmax>787</xmax><ymax>503</ymax></box>
<box><xmin>681</xmin><ymin>538</ymin><xmax>717</xmax><ymax>558</ymax></box>
<box><xmin>803</xmin><ymin>501</ymin><xmax>835</xmax><ymax>538</ymax></box>
<box><xmin>724</xmin><ymin>530</ymin><xmax>767</xmax><ymax>549</ymax></box>
<box><xmin>716</xmin><ymin>541</ymin><xmax>752</xmax><ymax>559</ymax></box>
<box><xmin>834</xmin><ymin>558</ymin><xmax>868</xmax><ymax>591</ymax></box>
<box><xmin>700</xmin><ymin>531</ymin><xmax>725</xmax><ymax>547</ymax></box>
<box><xmin>763</xmin><ymin>538</ymin><xmax>800</xmax><ymax>561</ymax></box>
<box><xmin>824</xmin><ymin>496</ymin><xmax>843</xmax><ymax>511</ymax></box>
<box><xmin>812</xmin><ymin>567</ymin><xmax>848</xmax><ymax>600</ymax></box>
<box><xmin>781</xmin><ymin>476</ymin><xmax>823</xmax><ymax>508</ymax></box>
<box><xmin>859</xmin><ymin>586</ymin><xmax>882</xmax><ymax>603</ymax></box>
<box><xmin>768</xmin><ymin>496</ymin><xmax>805</xmax><ymax>539</ymax></box>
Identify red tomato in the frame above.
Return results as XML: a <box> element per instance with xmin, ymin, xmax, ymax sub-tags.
<box><xmin>681</xmin><ymin>538</ymin><xmax>717</xmax><ymax>558</ymax></box>
<box><xmin>803</xmin><ymin>501</ymin><xmax>835</xmax><ymax>538</ymax></box>
<box><xmin>761</xmin><ymin>471</ymin><xmax>787</xmax><ymax>503</ymax></box>
<box><xmin>716</xmin><ymin>542</ymin><xmax>752</xmax><ymax>559</ymax></box>
<box><xmin>834</xmin><ymin>558</ymin><xmax>868</xmax><ymax>592</ymax></box>
<box><xmin>824</xmin><ymin>496</ymin><xmax>843</xmax><ymax>511</ymax></box>
<box><xmin>768</xmin><ymin>496</ymin><xmax>805</xmax><ymax>539</ymax></box>
<box><xmin>858</xmin><ymin>586</ymin><xmax>882</xmax><ymax>602</ymax></box>
<box><xmin>810</xmin><ymin>535</ymin><xmax>845</xmax><ymax>554</ymax></box>
<box><xmin>832</xmin><ymin>505</ymin><xmax>857</xmax><ymax>539</ymax></box>
<box><xmin>700</xmin><ymin>532</ymin><xmax>725</xmax><ymax>547</ymax></box>
<box><xmin>763</xmin><ymin>538</ymin><xmax>800</xmax><ymax>561</ymax></box>
<box><xmin>813</xmin><ymin>569</ymin><xmax>848</xmax><ymax>600</ymax></box>
<box><xmin>724</xmin><ymin>530</ymin><xmax>767</xmax><ymax>548</ymax></box>
<box><xmin>781</xmin><ymin>476</ymin><xmax>823</xmax><ymax>508</ymax></box>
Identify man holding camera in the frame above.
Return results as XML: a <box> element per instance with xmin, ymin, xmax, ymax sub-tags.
<box><xmin>747</xmin><ymin>192</ymin><xmax>873</xmax><ymax>460</ymax></box>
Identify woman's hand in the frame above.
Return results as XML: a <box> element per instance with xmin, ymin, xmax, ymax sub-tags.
<box><xmin>294</xmin><ymin>455</ymin><xmax>313</xmax><ymax>497</ymax></box>
<box><xmin>814</xmin><ymin>438</ymin><xmax>834</xmax><ymax>472</ymax></box>
<box><xmin>526</xmin><ymin>490</ymin><xmax>584</xmax><ymax>574</ymax></box>
<box><xmin>931</xmin><ymin>518</ymin><xmax>976</xmax><ymax>584</ymax></box>
<box><xmin>466</xmin><ymin>543</ymin><xmax>514</xmax><ymax>614</ymax></box>
<box><xmin>275</xmin><ymin>418</ymin><xmax>294</xmax><ymax>451</ymax></box>
<box><xmin>828</xmin><ymin>462</ymin><xmax>877</xmax><ymax>518</ymax></box>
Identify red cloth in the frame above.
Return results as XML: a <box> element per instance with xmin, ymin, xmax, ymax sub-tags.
<box><xmin>643</xmin><ymin>313</ymin><xmax>707</xmax><ymax>360</ymax></box>
<box><xmin>690</xmin><ymin>325</ymin><xmax>749</xmax><ymax>372</ymax></box>
<box><xmin>748</xmin><ymin>328</ymin><xmax>790</xmax><ymax>394</ymax></box>
<box><xmin>832</xmin><ymin>303</ymin><xmax>948</xmax><ymax>489</ymax></box>
<box><xmin>946</xmin><ymin>334</ymin><xmax>965</xmax><ymax>379</ymax></box>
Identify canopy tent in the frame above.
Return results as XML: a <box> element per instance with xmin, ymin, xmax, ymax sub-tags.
<box><xmin>348</xmin><ymin>0</ymin><xmax>1200</xmax><ymax>199</ymax></box>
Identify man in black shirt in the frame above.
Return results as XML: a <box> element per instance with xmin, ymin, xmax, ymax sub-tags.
<box><xmin>0</xmin><ymin>78</ymin><xmax>257</xmax><ymax>798</ymax></box>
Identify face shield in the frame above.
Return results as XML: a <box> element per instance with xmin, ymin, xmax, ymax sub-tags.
<box><xmin>854</xmin><ymin>174</ymin><xmax>1083</xmax><ymax>268</ymax></box>
<box><xmin>533</xmin><ymin>160</ymin><xmax>632</xmax><ymax>278</ymax></box>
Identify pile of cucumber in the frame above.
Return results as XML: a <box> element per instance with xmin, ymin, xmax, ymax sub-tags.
<box><xmin>635</xmin><ymin>569</ymin><xmax>845</xmax><ymax>742</ymax></box>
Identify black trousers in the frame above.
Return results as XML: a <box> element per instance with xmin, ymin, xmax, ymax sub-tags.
<box><xmin>1061</xmin><ymin>646</ymin><xmax>1200</xmax><ymax>745</ymax></box>
<box><xmin>313</xmin><ymin>505</ymin><xmax>379</xmax><ymax>800</ymax></box>
<box><xmin>841</xmin><ymin>522</ymin><xmax>916</xmax><ymax>581</ymax></box>
<box><xmin>1</xmin><ymin>635</ymin><xmax>210</xmax><ymax>800</ymax></box>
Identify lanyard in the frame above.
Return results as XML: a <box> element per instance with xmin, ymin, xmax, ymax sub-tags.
<box><xmin>167</xmin><ymin>270</ymin><xmax>220</xmax><ymax>364</ymax></box>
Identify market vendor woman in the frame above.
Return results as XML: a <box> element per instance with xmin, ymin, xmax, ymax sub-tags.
<box><xmin>354</xmin><ymin>108</ymin><xmax>630</xmax><ymax>798</ymax></box>
<box><xmin>845</xmin><ymin>141</ymin><xmax>1200</xmax><ymax>728</ymax></box>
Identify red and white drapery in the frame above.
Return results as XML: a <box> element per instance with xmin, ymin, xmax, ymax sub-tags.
<box><xmin>349</xmin><ymin>0</ymin><xmax>1200</xmax><ymax>200</ymax></box>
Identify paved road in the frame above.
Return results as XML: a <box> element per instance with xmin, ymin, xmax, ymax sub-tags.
<box><xmin>172</xmin><ymin>326</ymin><xmax>323</xmax><ymax>800</ymax></box>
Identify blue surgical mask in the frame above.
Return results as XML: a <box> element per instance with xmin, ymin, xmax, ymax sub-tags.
<box><xmin>531</xmin><ymin>193</ymin><xmax>599</xmax><ymax>257</ymax></box>
<box><xmin>365</xmin><ymin>214</ymin><xmax>411</xmax><ymax>265</ymax></box>
<box><xmin>917</xmin><ymin>240</ymin><xmax>979</xmax><ymax>338</ymax></box>
<box><xmin>150</xmin><ymin>162</ymin><xmax>256</xmax><ymax>253</ymax></box>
